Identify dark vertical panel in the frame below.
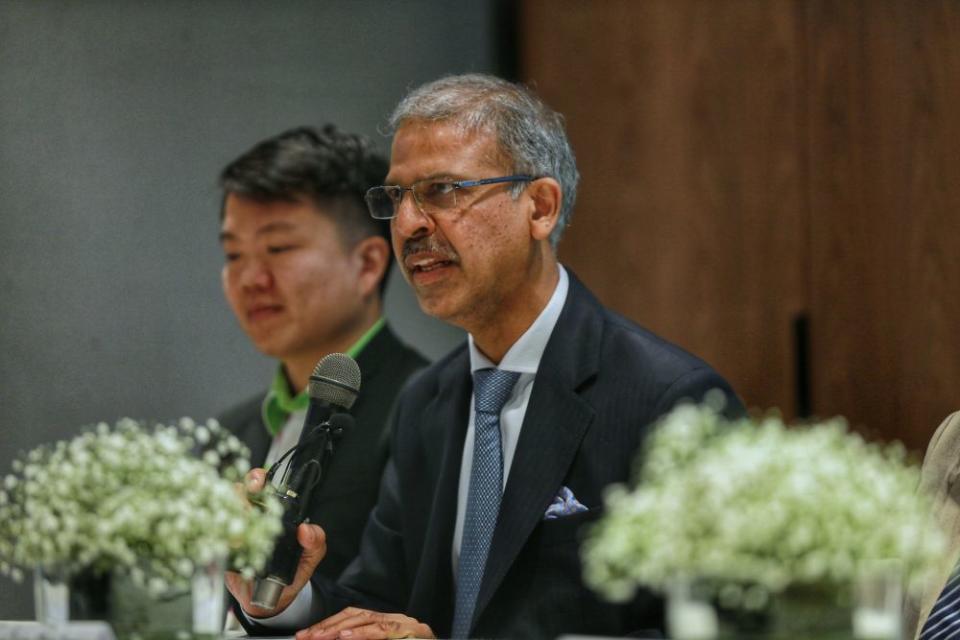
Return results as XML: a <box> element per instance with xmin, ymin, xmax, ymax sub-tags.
<box><xmin>520</xmin><ymin>0</ymin><xmax>805</xmax><ymax>417</ymax></box>
<box><xmin>805</xmin><ymin>1</ymin><xmax>960</xmax><ymax>450</ymax></box>
<box><xmin>794</xmin><ymin>314</ymin><xmax>812</xmax><ymax>417</ymax></box>
<box><xmin>493</xmin><ymin>0</ymin><xmax>520</xmax><ymax>80</ymax></box>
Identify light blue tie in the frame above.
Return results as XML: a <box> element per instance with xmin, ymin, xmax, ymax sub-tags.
<box><xmin>451</xmin><ymin>368</ymin><xmax>520</xmax><ymax>639</ymax></box>
<box><xmin>921</xmin><ymin>563</ymin><xmax>960</xmax><ymax>640</ymax></box>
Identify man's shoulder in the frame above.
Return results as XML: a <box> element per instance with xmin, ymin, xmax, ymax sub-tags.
<box><xmin>395</xmin><ymin>341</ymin><xmax>468</xmax><ymax>401</ymax></box>
<box><xmin>565</xmin><ymin>276</ymin><xmax>717</xmax><ymax>378</ymax></box>
<box><xmin>921</xmin><ymin>411</ymin><xmax>960</xmax><ymax>487</ymax></box>
<box><xmin>389</xmin><ymin>334</ymin><xmax>431</xmax><ymax>374</ymax></box>
<box><xmin>215</xmin><ymin>391</ymin><xmax>265</xmax><ymax>435</ymax></box>
<box><xmin>599</xmin><ymin>306</ymin><xmax>713</xmax><ymax>373</ymax></box>
<box><xmin>363</xmin><ymin>324</ymin><xmax>430</xmax><ymax>381</ymax></box>
<box><xmin>561</xmin><ymin>276</ymin><xmax>742</xmax><ymax>415</ymax></box>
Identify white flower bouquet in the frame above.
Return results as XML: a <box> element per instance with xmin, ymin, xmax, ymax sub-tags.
<box><xmin>582</xmin><ymin>397</ymin><xmax>945</xmax><ymax>605</ymax></box>
<box><xmin>0</xmin><ymin>417</ymin><xmax>283</xmax><ymax>594</ymax></box>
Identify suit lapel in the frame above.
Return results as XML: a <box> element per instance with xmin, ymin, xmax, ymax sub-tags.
<box><xmin>420</xmin><ymin>347</ymin><xmax>471</xmax><ymax>474</ymax></box>
<box><xmin>410</xmin><ymin>347</ymin><xmax>471</xmax><ymax>634</ymax></box>
<box><xmin>474</xmin><ymin>274</ymin><xmax>604</xmax><ymax>625</ymax></box>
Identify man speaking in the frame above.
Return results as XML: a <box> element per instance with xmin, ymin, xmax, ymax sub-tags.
<box><xmin>228</xmin><ymin>76</ymin><xmax>743</xmax><ymax>639</ymax></box>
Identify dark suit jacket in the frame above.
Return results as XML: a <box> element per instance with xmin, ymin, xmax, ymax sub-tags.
<box><xmin>248</xmin><ymin>273</ymin><xmax>743</xmax><ymax>638</ymax></box>
<box><xmin>218</xmin><ymin>324</ymin><xmax>427</xmax><ymax>580</ymax></box>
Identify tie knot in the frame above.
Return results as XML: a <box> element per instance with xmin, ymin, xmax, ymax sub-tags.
<box><xmin>473</xmin><ymin>368</ymin><xmax>520</xmax><ymax>415</ymax></box>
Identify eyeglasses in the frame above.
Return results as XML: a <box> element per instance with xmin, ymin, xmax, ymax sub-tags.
<box><xmin>365</xmin><ymin>175</ymin><xmax>535</xmax><ymax>220</ymax></box>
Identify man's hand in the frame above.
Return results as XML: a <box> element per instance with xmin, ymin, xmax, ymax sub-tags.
<box><xmin>294</xmin><ymin>607</ymin><xmax>435</xmax><ymax>640</ymax></box>
<box><xmin>225</xmin><ymin>468</ymin><xmax>328</xmax><ymax>618</ymax></box>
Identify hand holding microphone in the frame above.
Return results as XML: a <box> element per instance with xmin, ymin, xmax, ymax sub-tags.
<box><xmin>227</xmin><ymin>353</ymin><xmax>361</xmax><ymax>615</ymax></box>
<box><xmin>224</xmin><ymin>491</ymin><xmax>327</xmax><ymax>619</ymax></box>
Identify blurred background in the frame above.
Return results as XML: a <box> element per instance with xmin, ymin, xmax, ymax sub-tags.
<box><xmin>2</xmin><ymin>0</ymin><xmax>959</xmax><ymax>618</ymax></box>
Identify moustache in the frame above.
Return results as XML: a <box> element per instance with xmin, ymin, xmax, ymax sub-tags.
<box><xmin>401</xmin><ymin>237</ymin><xmax>459</xmax><ymax>263</ymax></box>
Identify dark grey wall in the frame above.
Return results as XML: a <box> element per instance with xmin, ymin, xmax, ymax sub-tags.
<box><xmin>0</xmin><ymin>0</ymin><xmax>495</xmax><ymax>617</ymax></box>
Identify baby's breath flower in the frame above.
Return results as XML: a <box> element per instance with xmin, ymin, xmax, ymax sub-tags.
<box><xmin>583</xmin><ymin>402</ymin><xmax>946</xmax><ymax>603</ymax></box>
<box><xmin>0</xmin><ymin>418</ymin><xmax>282</xmax><ymax>590</ymax></box>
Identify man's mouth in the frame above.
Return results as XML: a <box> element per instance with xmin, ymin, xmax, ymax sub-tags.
<box><xmin>407</xmin><ymin>256</ymin><xmax>456</xmax><ymax>273</ymax></box>
<box><xmin>247</xmin><ymin>304</ymin><xmax>283</xmax><ymax>322</ymax></box>
<box><xmin>403</xmin><ymin>236</ymin><xmax>459</xmax><ymax>271</ymax></box>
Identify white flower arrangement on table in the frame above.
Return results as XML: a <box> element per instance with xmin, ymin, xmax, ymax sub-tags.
<box><xmin>582</xmin><ymin>396</ymin><xmax>946</xmax><ymax>606</ymax></box>
<box><xmin>0</xmin><ymin>417</ymin><xmax>283</xmax><ymax>594</ymax></box>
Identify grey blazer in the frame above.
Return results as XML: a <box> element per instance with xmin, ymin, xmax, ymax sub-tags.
<box><xmin>905</xmin><ymin>412</ymin><xmax>960</xmax><ymax>639</ymax></box>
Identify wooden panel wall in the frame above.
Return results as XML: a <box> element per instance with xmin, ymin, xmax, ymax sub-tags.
<box><xmin>804</xmin><ymin>1</ymin><xmax>960</xmax><ymax>450</ymax></box>
<box><xmin>521</xmin><ymin>0</ymin><xmax>960</xmax><ymax>451</ymax></box>
<box><xmin>521</xmin><ymin>0</ymin><xmax>807</xmax><ymax>420</ymax></box>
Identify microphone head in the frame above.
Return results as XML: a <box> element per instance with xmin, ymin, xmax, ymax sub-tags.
<box><xmin>308</xmin><ymin>353</ymin><xmax>361</xmax><ymax>410</ymax></box>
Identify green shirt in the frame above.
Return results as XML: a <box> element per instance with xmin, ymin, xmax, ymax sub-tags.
<box><xmin>260</xmin><ymin>317</ymin><xmax>386</xmax><ymax>436</ymax></box>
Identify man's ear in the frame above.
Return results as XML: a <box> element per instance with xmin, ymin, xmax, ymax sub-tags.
<box><xmin>354</xmin><ymin>235</ymin><xmax>391</xmax><ymax>298</ymax></box>
<box><xmin>527</xmin><ymin>177</ymin><xmax>562</xmax><ymax>242</ymax></box>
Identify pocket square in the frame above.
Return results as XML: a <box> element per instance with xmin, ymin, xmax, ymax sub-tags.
<box><xmin>543</xmin><ymin>486</ymin><xmax>588</xmax><ymax>519</ymax></box>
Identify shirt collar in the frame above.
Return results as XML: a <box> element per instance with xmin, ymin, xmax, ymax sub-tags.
<box><xmin>261</xmin><ymin>317</ymin><xmax>387</xmax><ymax>435</ymax></box>
<box><xmin>468</xmin><ymin>266</ymin><xmax>569</xmax><ymax>375</ymax></box>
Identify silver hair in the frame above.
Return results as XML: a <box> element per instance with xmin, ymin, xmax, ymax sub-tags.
<box><xmin>389</xmin><ymin>74</ymin><xmax>579</xmax><ymax>248</ymax></box>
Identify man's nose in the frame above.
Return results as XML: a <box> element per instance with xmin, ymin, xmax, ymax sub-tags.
<box><xmin>238</xmin><ymin>258</ymin><xmax>272</xmax><ymax>290</ymax></box>
<box><xmin>392</xmin><ymin>191</ymin><xmax>435</xmax><ymax>239</ymax></box>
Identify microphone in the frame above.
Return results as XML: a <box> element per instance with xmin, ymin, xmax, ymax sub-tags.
<box><xmin>290</xmin><ymin>352</ymin><xmax>362</xmax><ymax>471</ymax></box>
<box><xmin>251</xmin><ymin>353</ymin><xmax>361</xmax><ymax>610</ymax></box>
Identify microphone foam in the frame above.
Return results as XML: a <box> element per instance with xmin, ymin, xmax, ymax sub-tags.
<box><xmin>327</xmin><ymin>412</ymin><xmax>355</xmax><ymax>434</ymax></box>
<box><xmin>308</xmin><ymin>353</ymin><xmax>361</xmax><ymax>409</ymax></box>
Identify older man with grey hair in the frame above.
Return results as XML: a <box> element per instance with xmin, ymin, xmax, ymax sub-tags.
<box><xmin>227</xmin><ymin>73</ymin><xmax>743</xmax><ymax>640</ymax></box>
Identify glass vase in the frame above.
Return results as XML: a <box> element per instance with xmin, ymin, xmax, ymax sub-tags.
<box><xmin>104</xmin><ymin>571</ymin><xmax>194</xmax><ymax>640</ymax></box>
<box><xmin>851</xmin><ymin>560</ymin><xmax>903</xmax><ymax>640</ymax></box>
<box><xmin>34</xmin><ymin>561</ymin><xmax>225</xmax><ymax>640</ymax></box>
<box><xmin>668</xmin><ymin>570</ymin><xmax>904</xmax><ymax>640</ymax></box>
<box><xmin>33</xmin><ymin>566</ymin><xmax>69</xmax><ymax>626</ymax></box>
<box><xmin>667</xmin><ymin>579</ymin><xmax>720</xmax><ymax>640</ymax></box>
<box><xmin>668</xmin><ymin>580</ymin><xmax>854</xmax><ymax>640</ymax></box>
<box><xmin>735</xmin><ymin>583</ymin><xmax>852</xmax><ymax>640</ymax></box>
